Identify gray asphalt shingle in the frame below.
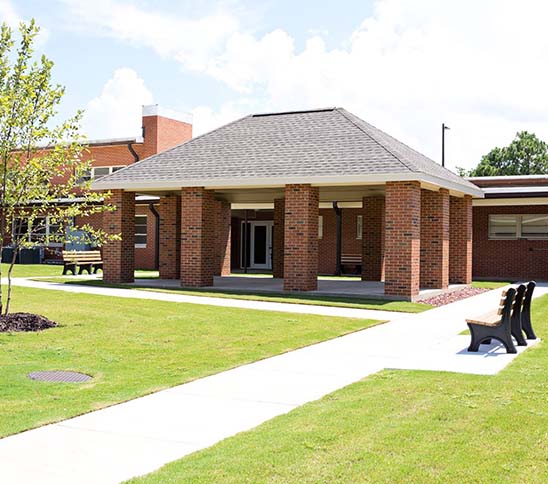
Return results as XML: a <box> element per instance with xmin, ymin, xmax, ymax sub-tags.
<box><xmin>93</xmin><ymin>107</ymin><xmax>478</xmax><ymax>194</ymax></box>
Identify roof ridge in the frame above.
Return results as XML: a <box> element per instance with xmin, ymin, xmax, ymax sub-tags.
<box><xmin>335</xmin><ymin>108</ymin><xmax>415</xmax><ymax>173</ymax></box>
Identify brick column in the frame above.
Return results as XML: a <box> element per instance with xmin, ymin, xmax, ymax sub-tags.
<box><xmin>273</xmin><ymin>198</ymin><xmax>285</xmax><ymax>278</ymax></box>
<box><xmin>450</xmin><ymin>195</ymin><xmax>473</xmax><ymax>284</ymax></box>
<box><xmin>362</xmin><ymin>196</ymin><xmax>385</xmax><ymax>281</ymax></box>
<box><xmin>214</xmin><ymin>200</ymin><xmax>231</xmax><ymax>276</ymax></box>
<box><xmin>420</xmin><ymin>188</ymin><xmax>449</xmax><ymax>289</ymax></box>
<box><xmin>283</xmin><ymin>184</ymin><xmax>319</xmax><ymax>291</ymax></box>
<box><xmin>180</xmin><ymin>187</ymin><xmax>216</xmax><ymax>287</ymax></box>
<box><xmin>384</xmin><ymin>181</ymin><xmax>421</xmax><ymax>299</ymax></box>
<box><xmin>103</xmin><ymin>190</ymin><xmax>135</xmax><ymax>283</ymax></box>
<box><xmin>158</xmin><ymin>194</ymin><xmax>181</xmax><ymax>279</ymax></box>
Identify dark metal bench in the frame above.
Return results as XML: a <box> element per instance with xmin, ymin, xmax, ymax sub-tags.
<box><xmin>466</xmin><ymin>287</ymin><xmax>518</xmax><ymax>353</ymax></box>
<box><xmin>521</xmin><ymin>281</ymin><xmax>537</xmax><ymax>340</ymax></box>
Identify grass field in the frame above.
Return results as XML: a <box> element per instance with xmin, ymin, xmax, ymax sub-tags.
<box><xmin>128</xmin><ymin>295</ymin><xmax>548</xmax><ymax>484</ymax></box>
<box><xmin>0</xmin><ymin>285</ymin><xmax>380</xmax><ymax>438</ymax></box>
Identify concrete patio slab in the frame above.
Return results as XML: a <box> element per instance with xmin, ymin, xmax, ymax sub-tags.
<box><xmin>130</xmin><ymin>275</ymin><xmax>466</xmax><ymax>301</ymax></box>
<box><xmin>0</xmin><ymin>279</ymin><xmax>545</xmax><ymax>483</ymax></box>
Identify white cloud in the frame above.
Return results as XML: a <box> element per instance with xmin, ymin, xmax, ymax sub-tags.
<box><xmin>60</xmin><ymin>0</ymin><xmax>240</xmax><ymax>71</ymax></box>
<box><xmin>0</xmin><ymin>0</ymin><xmax>20</xmax><ymax>26</ymax></box>
<box><xmin>83</xmin><ymin>67</ymin><xmax>153</xmax><ymax>139</ymax></box>
<box><xmin>66</xmin><ymin>0</ymin><xmax>548</xmax><ymax>170</ymax></box>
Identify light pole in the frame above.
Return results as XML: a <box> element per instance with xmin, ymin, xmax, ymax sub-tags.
<box><xmin>442</xmin><ymin>123</ymin><xmax>450</xmax><ymax>167</ymax></box>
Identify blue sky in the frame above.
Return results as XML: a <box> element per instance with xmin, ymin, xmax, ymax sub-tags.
<box><xmin>3</xmin><ymin>0</ymin><xmax>548</xmax><ymax>171</ymax></box>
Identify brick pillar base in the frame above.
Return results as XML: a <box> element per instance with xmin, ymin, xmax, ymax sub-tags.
<box><xmin>450</xmin><ymin>195</ymin><xmax>473</xmax><ymax>284</ymax></box>
<box><xmin>283</xmin><ymin>184</ymin><xmax>319</xmax><ymax>291</ymax></box>
<box><xmin>273</xmin><ymin>198</ymin><xmax>285</xmax><ymax>278</ymax></box>
<box><xmin>103</xmin><ymin>190</ymin><xmax>135</xmax><ymax>283</ymax></box>
<box><xmin>215</xmin><ymin>200</ymin><xmax>231</xmax><ymax>276</ymax></box>
<box><xmin>180</xmin><ymin>187</ymin><xmax>216</xmax><ymax>287</ymax></box>
<box><xmin>384</xmin><ymin>181</ymin><xmax>421</xmax><ymax>299</ymax></box>
<box><xmin>158</xmin><ymin>194</ymin><xmax>181</xmax><ymax>279</ymax></box>
<box><xmin>362</xmin><ymin>196</ymin><xmax>385</xmax><ymax>281</ymax></box>
<box><xmin>420</xmin><ymin>188</ymin><xmax>449</xmax><ymax>289</ymax></box>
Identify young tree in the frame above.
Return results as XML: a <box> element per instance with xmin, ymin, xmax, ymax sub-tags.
<box><xmin>468</xmin><ymin>131</ymin><xmax>548</xmax><ymax>176</ymax></box>
<box><xmin>0</xmin><ymin>20</ymin><xmax>116</xmax><ymax>315</ymax></box>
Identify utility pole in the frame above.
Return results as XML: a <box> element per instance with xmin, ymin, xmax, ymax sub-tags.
<box><xmin>442</xmin><ymin>123</ymin><xmax>450</xmax><ymax>167</ymax></box>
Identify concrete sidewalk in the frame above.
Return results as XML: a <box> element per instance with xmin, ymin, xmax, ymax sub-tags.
<box><xmin>0</xmin><ymin>281</ymin><xmax>545</xmax><ymax>483</ymax></box>
<box><xmin>10</xmin><ymin>277</ymin><xmax>400</xmax><ymax>321</ymax></box>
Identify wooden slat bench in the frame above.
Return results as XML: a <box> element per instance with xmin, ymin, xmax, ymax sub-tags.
<box><xmin>62</xmin><ymin>250</ymin><xmax>103</xmax><ymax>275</ymax></box>
<box><xmin>341</xmin><ymin>254</ymin><xmax>362</xmax><ymax>274</ymax></box>
<box><xmin>466</xmin><ymin>287</ymin><xmax>523</xmax><ymax>354</ymax></box>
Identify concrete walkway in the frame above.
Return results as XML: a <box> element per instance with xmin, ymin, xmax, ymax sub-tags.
<box><xmin>10</xmin><ymin>277</ymin><xmax>400</xmax><ymax>321</ymax></box>
<box><xmin>0</xmin><ymin>281</ymin><xmax>545</xmax><ymax>483</ymax></box>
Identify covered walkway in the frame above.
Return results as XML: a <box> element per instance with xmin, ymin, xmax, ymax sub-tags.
<box><xmin>93</xmin><ymin>108</ymin><xmax>483</xmax><ymax>300</ymax></box>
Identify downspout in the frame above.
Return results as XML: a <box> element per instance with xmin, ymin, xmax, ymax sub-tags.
<box><xmin>127</xmin><ymin>142</ymin><xmax>160</xmax><ymax>271</ymax></box>
<box><xmin>333</xmin><ymin>201</ymin><xmax>342</xmax><ymax>276</ymax></box>
<box><xmin>127</xmin><ymin>142</ymin><xmax>139</xmax><ymax>163</ymax></box>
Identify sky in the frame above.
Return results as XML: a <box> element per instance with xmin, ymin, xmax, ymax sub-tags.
<box><xmin>3</xmin><ymin>0</ymin><xmax>548</xmax><ymax>172</ymax></box>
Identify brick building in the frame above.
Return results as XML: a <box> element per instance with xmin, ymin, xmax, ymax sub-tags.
<box><xmin>42</xmin><ymin>105</ymin><xmax>192</xmax><ymax>269</ymax></box>
<box><xmin>469</xmin><ymin>176</ymin><xmax>548</xmax><ymax>281</ymax></box>
<box><xmin>93</xmin><ymin>108</ymin><xmax>482</xmax><ymax>300</ymax></box>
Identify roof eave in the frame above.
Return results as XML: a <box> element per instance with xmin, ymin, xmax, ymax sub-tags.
<box><xmin>93</xmin><ymin>172</ymin><xmax>483</xmax><ymax>198</ymax></box>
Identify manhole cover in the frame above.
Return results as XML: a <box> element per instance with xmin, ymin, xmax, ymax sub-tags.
<box><xmin>28</xmin><ymin>371</ymin><xmax>92</xmax><ymax>383</ymax></box>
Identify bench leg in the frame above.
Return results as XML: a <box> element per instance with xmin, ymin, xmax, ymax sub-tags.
<box><xmin>63</xmin><ymin>265</ymin><xmax>76</xmax><ymax>276</ymax></box>
<box><xmin>521</xmin><ymin>315</ymin><xmax>537</xmax><ymax>340</ymax></box>
<box><xmin>78</xmin><ymin>264</ymin><xmax>92</xmax><ymax>275</ymax></box>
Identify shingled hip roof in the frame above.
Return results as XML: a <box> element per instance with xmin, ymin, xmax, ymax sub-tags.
<box><xmin>93</xmin><ymin>107</ymin><xmax>482</xmax><ymax>197</ymax></box>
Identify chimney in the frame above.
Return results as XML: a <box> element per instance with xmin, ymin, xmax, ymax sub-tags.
<box><xmin>141</xmin><ymin>104</ymin><xmax>193</xmax><ymax>158</ymax></box>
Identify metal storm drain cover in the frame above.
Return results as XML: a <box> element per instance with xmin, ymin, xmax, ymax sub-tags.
<box><xmin>28</xmin><ymin>370</ymin><xmax>92</xmax><ymax>383</ymax></box>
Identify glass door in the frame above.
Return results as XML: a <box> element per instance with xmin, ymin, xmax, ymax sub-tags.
<box><xmin>250</xmin><ymin>222</ymin><xmax>273</xmax><ymax>269</ymax></box>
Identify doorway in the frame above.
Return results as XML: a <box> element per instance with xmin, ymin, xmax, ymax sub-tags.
<box><xmin>241</xmin><ymin>221</ymin><xmax>273</xmax><ymax>270</ymax></box>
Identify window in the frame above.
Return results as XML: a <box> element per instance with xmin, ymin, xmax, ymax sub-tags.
<box><xmin>78</xmin><ymin>166</ymin><xmax>125</xmax><ymax>184</ymax></box>
<box><xmin>318</xmin><ymin>215</ymin><xmax>323</xmax><ymax>239</ymax></box>
<box><xmin>135</xmin><ymin>215</ymin><xmax>147</xmax><ymax>248</ymax></box>
<box><xmin>488</xmin><ymin>215</ymin><xmax>518</xmax><ymax>239</ymax></box>
<box><xmin>92</xmin><ymin>166</ymin><xmax>125</xmax><ymax>180</ymax></box>
<box><xmin>521</xmin><ymin>215</ymin><xmax>548</xmax><ymax>239</ymax></box>
<box><xmin>13</xmin><ymin>217</ymin><xmax>69</xmax><ymax>247</ymax></box>
<box><xmin>488</xmin><ymin>214</ymin><xmax>548</xmax><ymax>240</ymax></box>
<box><xmin>356</xmin><ymin>215</ymin><xmax>363</xmax><ymax>240</ymax></box>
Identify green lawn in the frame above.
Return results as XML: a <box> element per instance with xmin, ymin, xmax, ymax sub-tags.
<box><xmin>0</xmin><ymin>285</ymin><xmax>380</xmax><ymax>438</ymax></box>
<box><xmin>0</xmin><ymin>263</ymin><xmax>63</xmax><ymax>278</ymax></box>
<box><xmin>472</xmin><ymin>280</ymin><xmax>512</xmax><ymax>289</ymax></box>
<box><xmin>129</xmin><ymin>296</ymin><xmax>548</xmax><ymax>484</ymax></box>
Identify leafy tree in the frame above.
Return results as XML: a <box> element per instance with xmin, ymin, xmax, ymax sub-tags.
<box><xmin>468</xmin><ymin>131</ymin><xmax>548</xmax><ymax>176</ymax></box>
<box><xmin>0</xmin><ymin>20</ymin><xmax>116</xmax><ymax>315</ymax></box>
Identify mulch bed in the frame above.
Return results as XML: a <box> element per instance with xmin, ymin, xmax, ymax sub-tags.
<box><xmin>0</xmin><ymin>312</ymin><xmax>57</xmax><ymax>332</ymax></box>
<box><xmin>421</xmin><ymin>287</ymin><xmax>490</xmax><ymax>307</ymax></box>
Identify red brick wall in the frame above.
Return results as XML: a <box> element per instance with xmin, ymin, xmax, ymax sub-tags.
<box><xmin>180</xmin><ymin>187</ymin><xmax>216</xmax><ymax>287</ymax></box>
<box><xmin>362</xmin><ymin>197</ymin><xmax>385</xmax><ymax>281</ymax></box>
<box><xmin>284</xmin><ymin>184</ymin><xmax>319</xmax><ymax>291</ymax></box>
<box><xmin>450</xmin><ymin>195</ymin><xmax>472</xmax><ymax>284</ymax></box>
<box><xmin>318</xmin><ymin>208</ymin><xmax>364</xmax><ymax>274</ymax></box>
<box><xmin>158</xmin><ymin>195</ymin><xmax>181</xmax><ymax>279</ymax></box>
<box><xmin>103</xmin><ymin>190</ymin><xmax>135</xmax><ymax>283</ymax></box>
<box><xmin>473</xmin><ymin>204</ymin><xmax>548</xmax><ymax>280</ymax></box>
<box><xmin>273</xmin><ymin>199</ymin><xmax>285</xmax><ymax>278</ymax></box>
<box><xmin>214</xmin><ymin>200</ymin><xmax>231</xmax><ymax>276</ymax></box>
<box><xmin>142</xmin><ymin>115</ymin><xmax>192</xmax><ymax>159</ymax></box>
<box><xmin>420</xmin><ymin>188</ymin><xmax>449</xmax><ymax>289</ymax></box>
<box><xmin>384</xmin><ymin>181</ymin><xmax>421</xmax><ymax>298</ymax></box>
